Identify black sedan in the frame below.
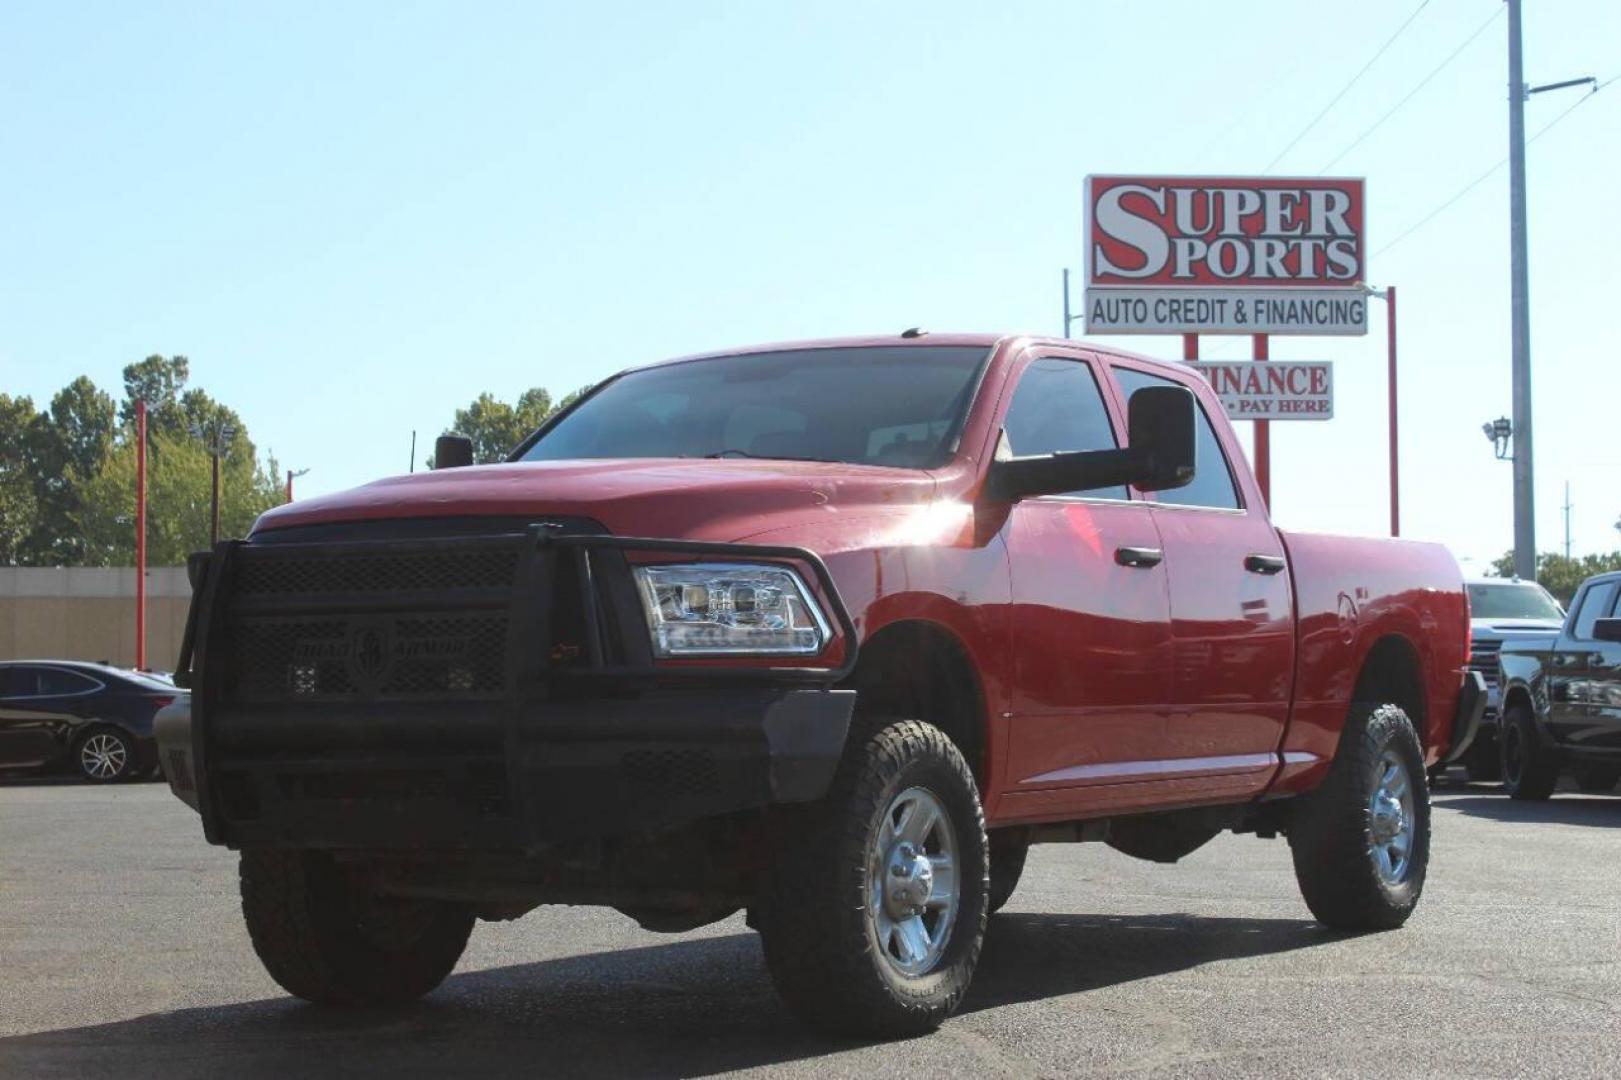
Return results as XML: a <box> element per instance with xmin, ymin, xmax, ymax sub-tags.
<box><xmin>0</xmin><ymin>661</ymin><xmax>183</xmax><ymax>782</ymax></box>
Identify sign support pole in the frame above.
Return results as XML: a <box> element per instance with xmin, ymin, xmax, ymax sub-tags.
<box><xmin>134</xmin><ymin>399</ymin><xmax>147</xmax><ymax>671</ymax></box>
<box><xmin>1386</xmin><ymin>286</ymin><xmax>1400</xmax><ymax>537</ymax></box>
<box><xmin>1182</xmin><ymin>333</ymin><xmax>1198</xmax><ymax>361</ymax></box>
<box><xmin>1252</xmin><ymin>334</ymin><xmax>1270</xmax><ymax>508</ymax></box>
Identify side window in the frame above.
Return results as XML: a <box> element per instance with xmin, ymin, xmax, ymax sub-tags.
<box><xmin>1113</xmin><ymin>367</ymin><xmax>1240</xmax><ymax>510</ymax></box>
<box><xmin>1001</xmin><ymin>358</ymin><xmax>1126</xmax><ymax>500</ymax></box>
<box><xmin>37</xmin><ymin>668</ymin><xmax>98</xmax><ymax>696</ymax></box>
<box><xmin>1571</xmin><ymin>581</ymin><xmax>1620</xmax><ymax>640</ymax></box>
<box><xmin>0</xmin><ymin>667</ymin><xmax>41</xmax><ymax>697</ymax></box>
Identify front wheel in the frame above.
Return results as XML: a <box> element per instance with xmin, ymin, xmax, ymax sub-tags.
<box><xmin>1288</xmin><ymin>703</ymin><xmax>1430</xmax><ymax>931</ymax></box>
<box><xmin>759</xmin><ymin>719</ymin><xmax>989</xmax><ymax>1037</ymax></box>
<box><xmin>1500</xmin><ymin>703</ymin><xmax>1560</xmax><ymax>801</ymax></box>
<box><xmin>240</xmin><ymin>850</ymin><xmax>473</xmax><ymax>1006</ymax></box>
<box><xmin>1572</xmin><ymin>763</ymin><xmax>1621</xmax><ymax>794</ymax></box>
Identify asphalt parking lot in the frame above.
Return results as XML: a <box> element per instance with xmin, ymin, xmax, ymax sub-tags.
<box><xmin>1</xmin><ymin>777</ymin><xmax>1617</xmax><ymax>1079</ymax></box>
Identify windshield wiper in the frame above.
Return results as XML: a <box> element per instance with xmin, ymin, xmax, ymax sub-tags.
<box><xmin>702</xmin><ymin>449</ymin><xmax>841</xmax><ymax>464</ymax></box>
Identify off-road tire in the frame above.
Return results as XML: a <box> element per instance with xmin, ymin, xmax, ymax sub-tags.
<box><xmin>240</xmin><ymin>849</ymin><xmax>473</xmax><ymax>1006</ymax></box>
<box><xmin>988</xmin><ymin>829</ymin><xmax>1029</xmax><ymax>915</ymax></box>
<box><xmin>1572</xmin><ymin>763</ymin><xmax>1621</xmax><ymax>794</ymax></box>
<box><xmin>1500</xmin><ymin>702</ymin><xmax>1559</xmax><ymax>801</ymax></box>
<box><xmin>758</xmin><ymin>719</ymin><xmax>989</xmax><ymax>1037</ymax></box>
<box><xmin>1288</xmin><ymin>703</ymin><xmax>1430</xmax><ymax>931</ymax></box>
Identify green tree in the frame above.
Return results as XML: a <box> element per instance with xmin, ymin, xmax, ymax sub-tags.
<box><xmin>20</xmin><ymin>377</ymin><xmax>118</xmax><ymax>564</ymax></box>
<box><xmin>73</xmin><ymin>429</ymin><xmax>284</xmax><ymax>566</ymax></box>
<box><xmin>437</xmin><ymin>385</ymin><xmax>589</xmax><ymax>466</ymax></box>
<box><xmin>0</xmin><ymin>394</ymin><xmax>41</xmax><ymax>563</ymax></box>
<box><xmin>1490</xmin><ymin>550</ymin><xmax>1621</xmax><ymax>605</ymax></box>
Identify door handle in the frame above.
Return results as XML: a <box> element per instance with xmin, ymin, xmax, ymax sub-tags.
<box><xmin>1244</xmin><ymin>554</ymin><xmax>1287</xmax><ymax>575</ymax></box>
<box><xmin>1115</xmin><ymin>546</ymin><xmax>1163</xmax><ymax>568</ymax></box>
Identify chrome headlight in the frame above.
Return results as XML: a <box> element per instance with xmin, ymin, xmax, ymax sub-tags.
<box><xmin>633</xmin><ymin>563</ymin><xmax>831</xmax><ymax>657</ymax></box>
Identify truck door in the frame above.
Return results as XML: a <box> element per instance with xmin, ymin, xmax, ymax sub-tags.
<box><xmin>1547</xmin><ymin>578</ymin><xmax>1621</xmax><ymax>748</ymax></box>
<box><xmin>995</xmin><ymin>354</ymin><xmax>1177</xmax><ymax>801</ymax></box>
<box><xmin>1108</xmin><ymin>364</ymin><xmax>1296</xmax><ymax>782</ymax></box>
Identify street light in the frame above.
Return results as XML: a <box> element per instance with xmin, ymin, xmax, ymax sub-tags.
<box><xmin>1483</xmin><ymin>416</ymin><xmax>1513</xmax><ymax>461</ymax></box>
<box><xmin>189</xmin><ymin>420</ymin><xmax>238</xmax><ymax>546</ymax></box>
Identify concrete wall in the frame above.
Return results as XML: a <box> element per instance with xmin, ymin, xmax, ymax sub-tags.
<box><xmin>0</xmin><ymin>567</ymin><xmax>193</xmax><ymax>671</ymax></box>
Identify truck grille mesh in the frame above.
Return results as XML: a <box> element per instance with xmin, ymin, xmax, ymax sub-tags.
<box><xmin>225</xmin><ymin>614</ymin><xmax>509</xmax><ymax>700</ymax></box>
<box><xmin>233</xmin><ymin>549</ymin><xmax>520</xmax><ymax>595</ymax></box>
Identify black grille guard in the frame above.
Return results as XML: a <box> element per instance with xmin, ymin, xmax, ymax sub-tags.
<box><xmin>172</xmin><ymin>524</ymin><xmax>861</xmax><ymax>846</ymax></box>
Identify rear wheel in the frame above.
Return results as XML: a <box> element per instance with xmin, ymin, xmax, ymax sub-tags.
<box><xmin>74</xmin><ymin>727</ymin><xmax>137</xmax><ymax>783</ymax></box>
<box><xmin>1500</xmin><ymin>703</ymin><xmax>1559</xmax><ymax>801</ymax></box>
<box><xmin>240</xmin><ymin>849</ymin><xmax>473</xmax><ymax>1006</ymax></box>
<box><xmin>1572</xmin><ymin>763</ymin><xmax>1621</xmax><ymax>794</ymax></box>
<box><xmin>758</xmin><ymin>719</ymin><xmax>988</xmax><ymax>1037</ymax></box>
<box><xmin>1288</xmin><ymin>703</ymin><xmax>1430</xmax><ymax>930</ymax></box>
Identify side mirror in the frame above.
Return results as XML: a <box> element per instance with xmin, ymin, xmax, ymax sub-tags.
<box><xmin>984</xmin><ymin>385</ymin><xmax>1198</xmax><ymax>502</ymax></box>
<box><xmin>1593</xmin><ymin>618</ymin><xmax>1621</xmax><ymax>644</ymax></box>
<box><xmin>434</xmin><ymin>434</ymin><xmax>474</xmax><ymax>469</ymax></box>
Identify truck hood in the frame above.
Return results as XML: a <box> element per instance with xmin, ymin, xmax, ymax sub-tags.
<box><xmin>251</xmin><ymin>458</ymin><xmax>938</xmax><ymax>543</ymax></box>
<box><xmin>1470</xmin><ymin>618</ymin><xmax>1563</xmax><ymax>636</ymax></box>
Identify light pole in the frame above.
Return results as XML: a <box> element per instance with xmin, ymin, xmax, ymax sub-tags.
<box><xmin>286</xmin><ymin>467</ymin><xmax>310</xmax><ymax>503</ymax></box>
<box><xmin>190</xmin><ymin>420</ymin><xmax>237</xmax><ymax>547</ymax></box>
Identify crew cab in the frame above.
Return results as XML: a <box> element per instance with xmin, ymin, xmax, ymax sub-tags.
<box><xmin>1497</xmin><ymin>570</ymin><xmax>1621</xmax><ymax>799</ymax></box>
<box><xmin>156</xmin><ymin>333</ymin><xmax>1480</xmax><ymax>1036</ymax></box>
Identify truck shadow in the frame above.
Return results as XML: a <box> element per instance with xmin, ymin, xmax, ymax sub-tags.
<box><xmin>1435</xmin><ymin>792</ymin><xmax>1620</xmax><ymax>827</ymax></box>
<box><xmin>0</xmin><ymin>912</ymin><xmax>1333</xmax><ymax>1078</ymax></box>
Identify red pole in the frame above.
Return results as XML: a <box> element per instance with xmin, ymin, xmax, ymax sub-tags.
<box><xmin>1182</xmin><ymin>333</ymin><xmax>1199</xmax><ymax>361</ymax></box>
<box><xmin>1252</xmin><ymin>333</ymin><xmax>1270</xmax><ymax>509</ymax></box>
<box><xmin>1386</xmin><ymin>287</ymin><xmax>1400</xmax><ymax>537</ymax></box>
<box><xmin>134</xmin><ymin>399</ymin><xmax>147</xmax><ymax>671</ymax></box>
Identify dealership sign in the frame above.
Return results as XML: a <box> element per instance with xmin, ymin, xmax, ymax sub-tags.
<box><xmin>1084</xmin><ymin>176</ymin><xmax>1367</xmax><ymax>336</ymax></box>
<box><xmin>1191</xmin><ymin>361</ymin><xmax>1334</xmax><ymax>420</ymax></box>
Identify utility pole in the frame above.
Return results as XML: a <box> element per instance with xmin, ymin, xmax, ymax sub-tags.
<box><xmin>1506</xmin><ymin>0</ymin><xmax>1597</xmax><ymax>579</ymax></box>
<box><xmin>1507</xmin><ymin>0</ymin><xmax>1534</xmax><ymax>580</ymax></box>
<box><xmin>285</xmin><ymin>467</ymin><xmax>310</xmax><ymax>503</ymax></box>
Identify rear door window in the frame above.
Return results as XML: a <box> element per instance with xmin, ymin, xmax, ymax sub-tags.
<box><xmin>1112</xmin><ymin>367</ymin><xmax>1241</xmax><ymax>510</ymax></box>
<box><xmin>37</xmin><ymin>668</ymin><xmax>99</xmax><ymax>696</ymax></box>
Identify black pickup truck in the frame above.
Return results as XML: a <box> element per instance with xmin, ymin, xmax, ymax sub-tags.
<box><xmin>1497</xmin><ymin>571</ymin><xmax>1621</xmax><ymax>799</ymax></box>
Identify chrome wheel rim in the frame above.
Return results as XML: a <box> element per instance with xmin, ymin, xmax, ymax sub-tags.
<box><xmin>1368</xmin><ymin>750</ymin><xmax>1415</xmax><ymax>885</ymax></box>
<box><xmin>867</xmin><ymin>786</ymin><xmax>958</xmax><ymax>977</ymax></box>
<box><xmin>80</xmin><ymin>733</ymin><xmax>128</xmax><ymax>780</ymax></box>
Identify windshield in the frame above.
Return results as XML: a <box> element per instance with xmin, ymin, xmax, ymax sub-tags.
<box><xmin>519</xmin><ymin>346</ymin><xmax>991</xmax><ymax>469</ymax></box>
<box><xmin>1468</xmin><ymin>582</ymin><xmax>1564</xmax><ymax>621</ymax></box>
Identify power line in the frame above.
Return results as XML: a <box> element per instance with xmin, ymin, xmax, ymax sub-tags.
<box><xmin>1263</xmin><ymin>0</ymin><xmax>1432</xmax><ymax>173</ymax></box>
<box><xmin>1374</xmin><ymin>74</ymin><xmax>1615</xmax><ymax>258</ymax></box>
<box><xmin>1319</xmin><ymin>6</ymin><xmax>1503</xmax><ymax>174</ymax></box>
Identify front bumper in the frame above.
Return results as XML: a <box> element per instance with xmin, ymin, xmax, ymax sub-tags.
<box><xmin>167</xmin><ymin>524</ymin><xmax>859</xmax><ymax>852</ymax></box>
<box><xmin>156</xmin><ymin>686</ymin><xmax>855</xmax><ymax>849</ymax></box>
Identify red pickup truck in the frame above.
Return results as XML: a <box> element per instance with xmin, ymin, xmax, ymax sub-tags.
<box><xmin>157</xmin><ymin>333</ymin><xmax>1483</xmax><ymax>1036</ymax></box>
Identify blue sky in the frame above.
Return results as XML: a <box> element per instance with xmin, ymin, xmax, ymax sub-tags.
<box><xmin>4</xmin><ymin>0</ymin><xmax>1618</xmax><ymax>570</ymax></box>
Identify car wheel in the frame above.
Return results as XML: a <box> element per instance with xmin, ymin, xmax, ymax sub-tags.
<box><xmin>1572</xmin><ymin>763</ymin><xmax>1621</xmax><ymax>794</ymax></box>
<box><xmin>240</xmin><ymin>849</ymin><xmax>474</xmax><ymax>1006</ymax></box>
<box><xmin>758</xmin><ymin>718</ymin><xmax>989</xmax><ymax>1037</ymax></box>
<box><xmin>1288</xmin><ymin>703</ymin><xmax>1430</xmax><ymax>931</ymax></box>
<box><xmin>988</xmin><ymin>828</ymin><xmax>1030</xmax><ymax>915</ymax></box>
<box><xmin>75</xmin><ymin>727</ymin><xmax>138</xmax><ymax>783</ymax></box>
<box><xmin>1499</xmin><ymin>702</ymin><xmax>1559</xmax><ymax>801</ymax></box>
<box><xmin>1463</xmin><ymin>733</ymin><xmax>1500</xmax><ymax>783</ymax></box>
